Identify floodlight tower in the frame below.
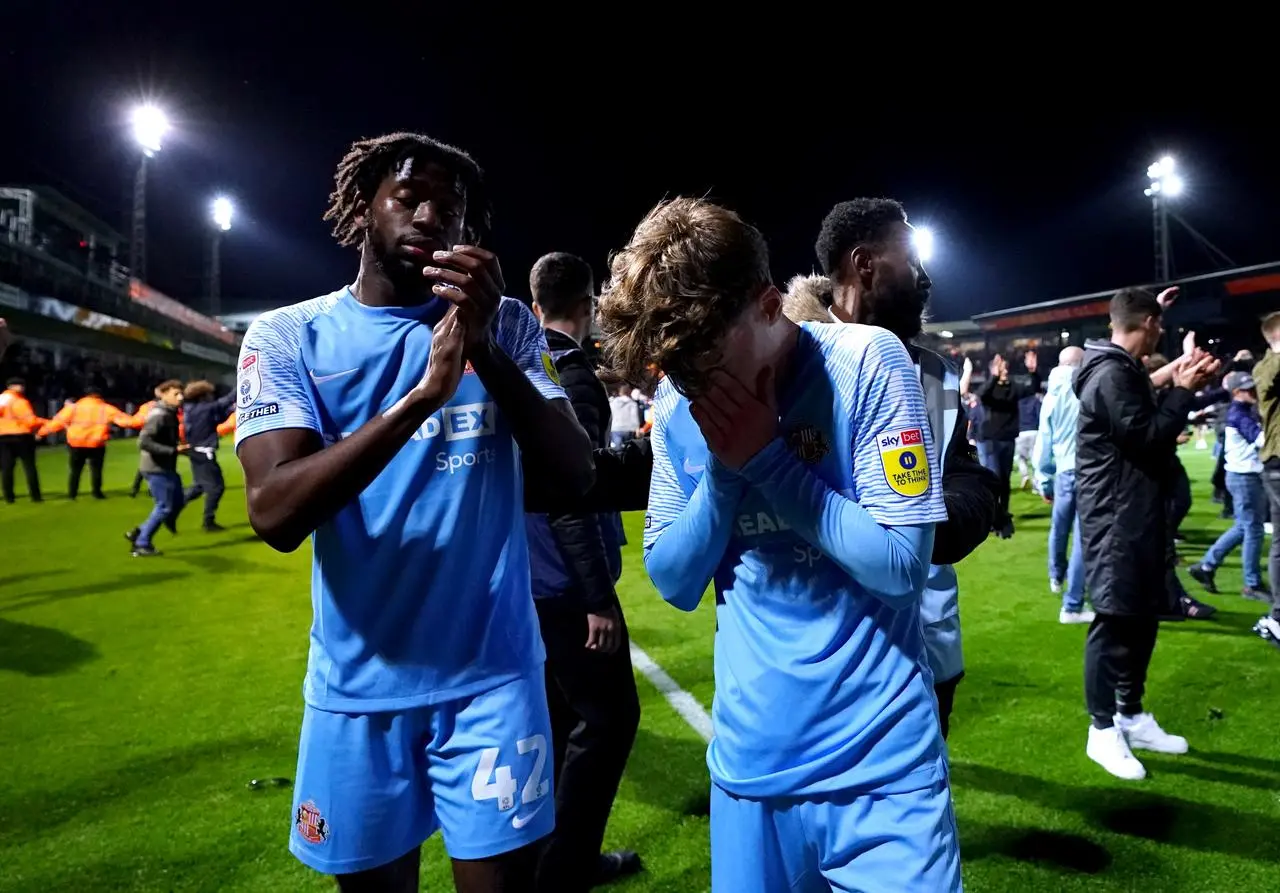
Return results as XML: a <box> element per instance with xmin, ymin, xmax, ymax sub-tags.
<box><xmin>1144</xmin><ymin>155</ymin><xmax>1183</xmax><ymax>283</ymax></box>
<box><xmin>207</xmin><ymin>197</ymin><xmax>234</xmax><ymax>317</ymax></box>
<box><xmin>130</xmin><ymin>104</ymin><xmax>170</xmax><ymax>281</ymax></box>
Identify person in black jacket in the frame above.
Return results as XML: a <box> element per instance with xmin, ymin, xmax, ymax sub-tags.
<box><xmin>977</xmin><ymin>350</ymin><xmax>1040</xmax><ymax>537</ymax></box>
<box><xmin>1074</xmin><ymin>287</ymin><xmax>1221</xmax><ymax>780</ymax></box>
<box><xmin>180</xmin><ymin>380</ymin><xmax>237</xmax><ymax>531</ymax></box>
<box><xmin>525</xmin><ymin>252</ymin><xmax>641</xmax><ymax>892</ymax></box>
<box><xmin>809</xmin><ymin>198</ymin><xmax>1002</xmax><ymax>738</ymax></box>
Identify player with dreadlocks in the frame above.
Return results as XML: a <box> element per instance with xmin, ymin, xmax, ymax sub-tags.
<box><xmin>234</xmin><ymin>132</ymin><xmax>593</xmax><ymax>892</ymax></box>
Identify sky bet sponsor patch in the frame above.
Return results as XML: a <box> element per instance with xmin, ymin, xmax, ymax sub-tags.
<box><xmin>877</xmin><ymin>426</ymin><xmax>929</xmax><ymax>497</ymax></box>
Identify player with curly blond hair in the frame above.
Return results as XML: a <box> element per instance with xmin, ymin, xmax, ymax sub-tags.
<box><xmin>598</xmin><ymin>198</ymin><xmax>960</xmax><ymax>892</ymax></box>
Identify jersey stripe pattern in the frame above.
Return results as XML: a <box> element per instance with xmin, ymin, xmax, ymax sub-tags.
<box><xmin>235</xmin><ymin>289</ymin><xmax>565</xmax><ymax>712</ymax></box>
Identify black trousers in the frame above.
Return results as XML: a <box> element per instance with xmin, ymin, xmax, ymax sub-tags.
<box><xmin>934</xmin><ymin>672</ymin><xmax>964</xmax><ymax>740</ymax></box>
<box><xmin>534</xmin><ymin>597</ymin><xmax>640</xmax><ymax>893</ymax></box>
<box><xmin>982</xmin><ymin>440</ymin><xmax>1016</xmax><ymax>521</ymax></box>
<box><xmin>1261</xmin><ymin>465</ymin><xmax>1280</xmax><ymax>621</ymax></box>
<box><xmin>0</xmin><ymin>433</ymin><xmax>40</xmax><ymax>501</ymax></box>
<box><xmin>183</xmin><ymin>451</ymin><xmax>225</xmax><ymax>525</ymax></box>
<box><xmin>1084</xmin><ymin>613</ymin><xmax>1160</xmax><ymax>728</ymax></box>
<box><xmin>68</xmin><ymin>445</ymin><xmax>106</xmax><ymax>498</ymax></box>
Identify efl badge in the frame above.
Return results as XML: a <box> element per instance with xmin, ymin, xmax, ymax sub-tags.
<box><xmin>877</xmin><ymin>427</ymin><xmax>930</xmax><ymax>497</ymax></box>
<box><xmin>237</xmin><ymin>350</ymin><xmax>262</xmax><ymax>409</ymax></box>
<box><xmin>786</xmin><ymin>424</ymin><xmax>830</xmax><ymax>464</ymax></box>
<box><xmin>296</xmin><ymin>800</ymin><xmax>330</xmax><ymax>845</ymax></box>
<box><xmin>541</xmin><ymin>352</ymin><xmax>562</xmax><ymax>386</ymax></box>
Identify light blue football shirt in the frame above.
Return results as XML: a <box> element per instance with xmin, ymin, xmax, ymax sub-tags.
<box><xmin>235</xmin><ymin>288</ymin><xmax>565</xmax><ymax>712</ymax></box>
<box><xmin>643</xmin><ymin>322</ymin><xmax>948</xmax><ymax>798</ymax></box>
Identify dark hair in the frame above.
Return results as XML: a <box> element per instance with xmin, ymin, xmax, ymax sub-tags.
<box><xmin>84</xmin><ymin>386</ymin><xmax>101</xmax><ymax>397</ymax></box>
<box><xmin>530</xmin><ymin>252</ymin><xmax>594</xmax><ymax>319</ymax></box>
<box><xmin>5</xmin><ymin>377</ymin><xmax>23</xmax><ymax>387</ymax></box>
<box><xmin>156</xmin><ymin>379</ymin><xmax>183</xmax><ymax>394</ymax></box>
<box><xmin>323</xmin><ymin>132</ymin><xmax>491</xmax><ymax>248</ymax></box>
<box><xmin>598</xmin><ymin>197</ymin><xmax>771</xmax><ymax>395</ymax></box>
<box><xmin>184</xmin><ymin>380</ymin><xmax>215</xmax><ymax>401</ymax></box>
<box><xmin>1110</xmin><ymin>287</ymin><xmax>1161</xmax><ymax>333</ymax></box>
<box><xmin>815</xmin><ymin>198</ymin><xmax>908</xmax><ymax>276</ymax></box>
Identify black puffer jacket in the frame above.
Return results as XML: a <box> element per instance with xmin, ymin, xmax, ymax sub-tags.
<box><xmin>524</xmin><ymin>328</ymin><xmax>621</xmax><ymax>611</ymax></box>
<box><xmin>1074</xmin><ymin>340</ymin><xmax>1194</xmax><ymax>615</ymax></box>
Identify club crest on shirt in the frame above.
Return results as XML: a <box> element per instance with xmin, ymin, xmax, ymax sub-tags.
<box><xmin>295</xmin><ymin>800</ymin><xmax>330</xmax><ymax>844</ymax></box>
<box><xmin>237</xmin><ymin>350</ymin><xmax>262</xmax><ymax>409</ymax></box>
<box><xmin>541</xmin><ymin>352</ymin><xmax>562</xmax><ymax>386</ymax></box>
<box><xmin>786</xmin><ymin>424</ymin><xmax>829</xmax><ymax>464</ymax></box>
<box><xmin>877</xmin><ymin>427</ymin><xmax>929</xmax><ymax>497</ymax></box>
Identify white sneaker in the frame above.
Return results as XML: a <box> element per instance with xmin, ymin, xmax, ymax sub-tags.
<box><xmin>1087</xmin><ymin>725</ymin><xmax>1146</xmax><ymax>780</ymax></box>
<box><xmin>1060</xmin><ymin>610</ymin><xmax>1096</xmax><ymax>624</ymax></box>
<box><xmin>1115</xmin><ymin>712</ymin><xmax>1188</xmax><ymax>754</ymax></box>
<box><xmin>1050</xmin><ymin>579</ymin><xmax>1063</xmax><ymax>594</ymax></box>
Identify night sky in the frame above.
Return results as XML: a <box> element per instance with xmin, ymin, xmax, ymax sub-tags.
<box><xmin>2</xmin><ymin>5</ymin><xmax>1274</xmax><ymax>324</ymax></box>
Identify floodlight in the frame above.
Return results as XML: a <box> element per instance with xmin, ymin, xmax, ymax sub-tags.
<box><xmin>212</xmin><ymin>196</ymin><xmax>234</xmax><ymax>232</ymax></box>
<box><xmin>132</xmin><ymin>104</ymin><xmax>170</xmax><ymax>156</ymax></box>
<box><xmin>913</xmin><ymin>227</ymin><xmax>935</xmax><ymax>263</ymax></box>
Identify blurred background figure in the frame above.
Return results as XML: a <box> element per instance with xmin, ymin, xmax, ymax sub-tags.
<box><xmin>36</xmin><ymin>386</ymin><xmax>134</xmax><ymax>500</ymax></box>
<box><xmin>180</xmin><ymin>379</ymin><xmax>236</xmax><ymax>532</ymax></box>
<box><xmin>0</xmin><ymin>376</ymin><xmax>45</xmax><ymax>503</ymax></box>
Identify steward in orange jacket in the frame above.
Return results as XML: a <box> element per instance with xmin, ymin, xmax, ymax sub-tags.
<box><xmin>37</xmin><ymin>388</ymin><xmax>134</xmax><ymax>499</ymax></box>
<box><xmin>0</xmin><ymin>377</ymin><xmax>46</xmax><ymax>503</ymax></box>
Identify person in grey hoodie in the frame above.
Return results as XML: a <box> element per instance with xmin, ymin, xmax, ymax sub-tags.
<box><xmin>126</xmin><ymin>379</ymin><xmax>188</xmax><ymax>557</ymax></box>
<box><xmin>1033</xmin><ymin>346</ymin><xmax>1093</xmax><ymax>622</ymax></box>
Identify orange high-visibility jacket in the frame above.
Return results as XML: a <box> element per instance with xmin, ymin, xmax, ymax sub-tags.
<box><xmin>37</xmin><ymin>395</ymin><xmax>134</xmax><ymax>448</ymax></box>
<box><xmin>216</xmin><ymin>412</ymin><xmax>236</xmax><ymax>437</ymax></box>
<box><xmin>0</xmin><ymin>387</ymin><xmax>47</xmax><ymax>435</ymax></box>
<box><xmin>125</xmin><ymin>400</ymin><xmax>186</xmax><ymax>440</ymax></box>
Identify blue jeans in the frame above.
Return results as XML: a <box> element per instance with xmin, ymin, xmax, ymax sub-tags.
<box><xmin>1049</xmin><ymin>470</ymin><xmax>1087</xmax><ymax>612</ymax></box>
<box><xmin>137</xmin><ymin>470</ymin><xmax>184</xmax><ymax>548</ymax></box>
<box><xmin>1201</xmin><ymin>471</ymin><xmax>1266</xmax><ymax>588</ymax></box>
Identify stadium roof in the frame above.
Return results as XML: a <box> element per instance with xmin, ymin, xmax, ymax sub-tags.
<box><xmin>971</xmin><ymin>261</ymin><xmax>1280</xmax><ymax>332</ymax></box>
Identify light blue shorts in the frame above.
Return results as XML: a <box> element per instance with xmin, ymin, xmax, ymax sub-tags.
<box><xmin>711</xmin><ymin>778</ymin><xmax>961</xmax><ymax>892</ymax></box>
<box><xmin>289</xmin><ymin>672</ymin><xmax>555</xmax><ymax>874</ymax></box>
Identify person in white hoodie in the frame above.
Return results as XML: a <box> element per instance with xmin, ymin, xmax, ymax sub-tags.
<box><xmin>1033</xmin><ymin>346</ymin><xmax>1094</xmax><ymax>623</ymax></box>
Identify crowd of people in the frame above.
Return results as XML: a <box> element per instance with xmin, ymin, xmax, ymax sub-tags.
<box><xmin>4</xmin><ymin>125</ymin><xmax>1278</xmax><ymax>893</ymax></box>
<box><xmin>0</xmin><ymin>336</ymin><xmax>239</xmax><ymax>551</ymax></box>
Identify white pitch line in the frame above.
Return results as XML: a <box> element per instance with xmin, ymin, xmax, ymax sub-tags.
<box><xmin>629</xmin><ymin>642</ymin><xmax>713</xmax><ymax>743</ymax></box>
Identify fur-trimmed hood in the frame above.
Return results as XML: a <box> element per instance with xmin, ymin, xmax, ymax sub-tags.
<box><xmin>782</xmin><ymin>274</ymin><xmax>833</xmax><ymax>324</ymax></box>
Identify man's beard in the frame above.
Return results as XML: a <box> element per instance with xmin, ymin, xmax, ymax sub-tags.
<box><xmin>863</xmin><ymin>284</ymin><xmax>928</xmax><ymax>341</ymax></box>
<box><xmin>369</xmin><ymin>231</ymin><xmax>431</xmax><ymax>300</ymax></box>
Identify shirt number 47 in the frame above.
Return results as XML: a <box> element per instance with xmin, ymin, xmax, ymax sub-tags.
<box><xmin>470</xmin><ymin>734</ymin><xmax>550</xmax><ymax>813</ymax></box>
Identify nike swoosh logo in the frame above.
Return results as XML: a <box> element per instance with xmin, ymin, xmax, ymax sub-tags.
<box><xmin>309</xmin><ymin>368</ymin><xmax>359</xmax><ymax>385</ymax></box>
<box><xmin>683</xmin><ymin>457</ymin><xmax>705</xmax><ymax>474</ymax></box>
<box><xmin>511</xmin><ymin>803</ymin><xmax>545</xmax><ymax>830</ymax></box>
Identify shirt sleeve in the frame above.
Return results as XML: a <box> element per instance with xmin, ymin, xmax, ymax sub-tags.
<box><xmin>493</xmin><ymin>298</ymin><xmax>568</xmax><ymax>402</ymax></box>
<box><xmin>234</xmin><ymin>310</ymin><xmax>323</xmax><ymax>449</ymax></box>
<box><xmin>642</xmin><ymin>387</ymin><xmax>746</xmax><ymax>611</ymax></box>
<box><xmin>847</xmin><ymin>328</ymin><xmax>948</xmax><ymax>527</ymax></box>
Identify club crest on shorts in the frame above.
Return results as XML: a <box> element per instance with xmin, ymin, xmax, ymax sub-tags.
<box><xmin>464</xmin><ymin>359</ymin><xmax>476</xmax><ymax>375</ymax></box>
<box><xmin>541</xmin><ymin>352</ymin><xmax>562</xmax><ymax>386</ymax></box>
<box><xmin>877</xmin><ymin>427</ymin><xmax>929</xmax><ymax>497</ymax></box>
<box><xmin>786</xmin><ymin>424</ymin><xmax>830</xmax><ymax>464</ymax></box>
<box><xmin>295</xmin><ymin>800</ymin><xmax>330</xmax><ymax>844</ymax></box>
